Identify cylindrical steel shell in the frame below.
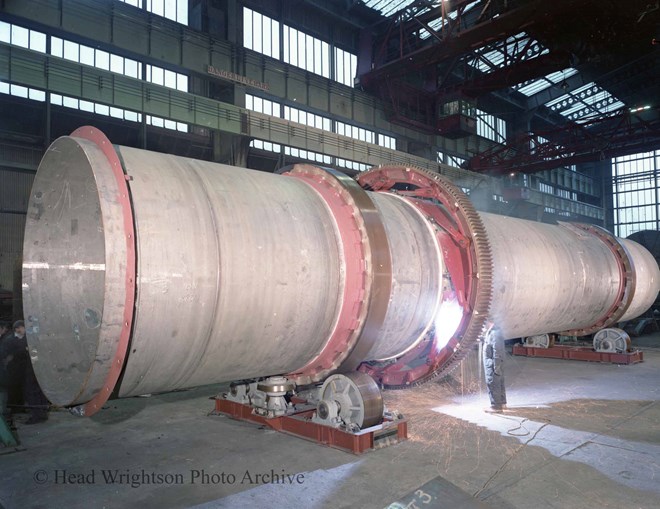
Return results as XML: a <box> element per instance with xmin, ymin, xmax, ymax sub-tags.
<box><xmin>22</xmin><ymin>132</ymin><xmax>660</xmax><ymax>410</ymax></box>
<box><xmin>115</xmin><ymin>147</ymin><xmax>346</xmax><ymax>397</ymax></box>
<box><xmin>481</xmin><ymin>212</ymin><xmax>624</xmax><ymax>339</ymax></box>
<box><xmin>366</xmin><ymin>193</ymin><xmax>443</xmax><ymax>360</ymax></box>
<box><xmin>22</xmin><ymin>137</ymin><xmax>128</xmax><ymax>406</ymax></box>
<box><xmin>619</xmin><ymin>238</ymin><xmax>660</xmax><ymax>321</ymax></box>
<box><xmin>22</xmin><ymin>136</ymin><xmax>444</xmax><ymax>407</ymax></box>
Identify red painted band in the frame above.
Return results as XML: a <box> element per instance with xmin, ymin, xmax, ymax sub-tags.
<box><xmin>71</xmin><ymin>126</ymin><xmax>136</xmax><ymax>416</ymax></box>
<box><xmin>285</xmin><ymin>165</ymin><xmax>369</xmax><ymax>384</ymax></box>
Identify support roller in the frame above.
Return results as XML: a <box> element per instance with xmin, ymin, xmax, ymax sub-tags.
<box><xmin>593</xmin><ymin>328</ymin><xmax>631</xmax><ymax>353</ymax></box>
<box><xmin>22</xmin><ymin>127</ymin><xmax>660</xmax><ymax>415</ymax></box>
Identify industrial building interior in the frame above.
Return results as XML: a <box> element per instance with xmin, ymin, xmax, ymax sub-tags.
<box><xmin>1</xmin><ymin>0</ymin><xmax>660</xmax><ymax>508</ymax></box>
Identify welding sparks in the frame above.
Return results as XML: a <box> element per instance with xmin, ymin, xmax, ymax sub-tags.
<box><xmin>434</xmin><ymin>298</ymin><xmax>464</xmax><ymax>352</ymax></box>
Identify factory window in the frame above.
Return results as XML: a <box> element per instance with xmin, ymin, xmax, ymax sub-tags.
<box><xmin>285</xmin><ymin>146</ymin><xmax>331</xmax><ymax>164</ymax></box>
<box><xmin>556</xmin><ymin>188</ymin><xmax>572</xmax><ymax>199</ymax></box>
<box><xmin>0</xmin><ymin>82</ymin><xmax>46</xmax><ymax>102</ymax></box>
<box><xmin>283</xmin><ymin>25</ymin><xmax>331</xmax><ymax>79</ymax></box>
<box><xmin>335</xmin><ymin>121</ymin><xmax>375</xmax><ymax>144</ymax></box>
<box><xmin>244</xmin><ymin>8</ymin><xmax>356</xmax><ymax>85</ymax></box>
<box><xmin>246</xmin><ymin>94</ymin><xmax>282</xmax><ymax>153</ymax></box>
<box><xmin>612</xmin><ymin>151</ymin><xmax>660</xmax><ymax>237</ymax></box>
<box><xmin>378</xmin><ymin>134</ymin><xmax>396</xmax><ymax>150</ymax></box>
<box><xmin>243</xmin><ymin>7</ymin><xmax>280</xmax><ymax>59</ymax></box>
<box><xmin>336</xmin><ymin>159</ymin><xmax>369</xmax><ymax>172</ymax></box>
<box><xmin>0</xmin><ymin>23</ymin><xmax>46</xmax><ymax>101</ymax></box>
<box><xmin>50</xmin><ymin>93</ymin><xmax>142</xmax><ymax>123</ymax></box>
<box><xmin>539</xmin><ymin>182</ymin><xmax>554</xmax><ymax>194</ymax></box>
<box><xmin>334</xmin><ymin>48</ymin><xmax>357</xmax><ymax>87</ymax></box>
<box><xmin>50</xmin><ymin>38</ymin><xmax>187</xmax><ymax>130</ymax></box>
<box><xmin>51</xmin><ymin>37</ymin><xmax>141</xmax><ymax>79</ymax></box>
<box><xmin>145</xmin><ymin>64</ymin><xmax>189</xmax><ymax>132</ymax></box>
<box><xmin>119</xmin><ymin>0</ymin><xmax>188</xmax><ymax>25</ymax></box>
<box><xmin>476</xmin><ymin>109</ymin><xmax>506</xmax><ymax>143</ymax></box>
<box><xmin>284</xmin><ymin>106</ymin><xmax>331</xmax><ymax>132</ymax></box>
<box><xmin>439</xmin><ymin>153</ymin><xmax>467</xmax><ymax>167</ymax></box>
<box><xmin>447</xmin><ymin>154</ymin><xmax>466</xmax><ymax>168</ymax></box>
<box><xmin>0</xmin><ymin>21</ymin><xmax>46</xmax><ymax>53</ymax></box>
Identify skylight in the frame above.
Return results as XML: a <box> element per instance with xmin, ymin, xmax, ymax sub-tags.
<box><xmin>469</xmin><ymin>32</ymin><xmax>548</xmax><ymax>74</ymax></box>
<box><xmin>544</xmin><ymin>82</ymin><xmax>624</xmax><ymax>121</ymax></box>
<box><xmin>364</xmin><ymin>0</ymin><xmax>417</xmax><ymax>17</ymax></box>
<box><xmin>513</xmin><ymin>68</ymin><xmax>578</xmax><ymax>96</ymax></box>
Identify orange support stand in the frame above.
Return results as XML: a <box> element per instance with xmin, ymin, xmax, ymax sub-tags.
<box><xmin>214</xmin><ymin>398</ymin><xmax>407</xmax><ymax>455</ymax></box>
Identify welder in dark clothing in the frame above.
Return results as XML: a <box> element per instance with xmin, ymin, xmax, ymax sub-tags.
<box><xmin>482</xmin><ymin>319</ymin><xmax>507</xmax><ymax>413</ymax></box>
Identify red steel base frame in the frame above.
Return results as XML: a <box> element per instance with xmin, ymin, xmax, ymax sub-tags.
<box><xmin>512</xmin><ymin>344</ymin><xmax>644</xmax><ymax>364</ymax></box>
<box><xmin>213</xmin><ymin>398</ymin><xmax>408</xmax><ymax>455</ymax></box>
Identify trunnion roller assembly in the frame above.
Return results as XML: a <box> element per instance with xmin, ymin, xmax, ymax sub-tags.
<box><xmin>23</xmin><ymin>127</ymin><xmax>660</xmax><ymax>418</ymax></box>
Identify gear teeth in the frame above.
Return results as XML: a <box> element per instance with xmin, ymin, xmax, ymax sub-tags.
<box><xmin>376</xmin><ymin>166</ymin><xmax>494</xmax><ymax>390</ymax></box>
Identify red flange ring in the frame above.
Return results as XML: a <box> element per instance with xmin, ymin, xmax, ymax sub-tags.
<box><xmin>357</xmin><ymin>166</ymin><xmax>493</xmax><ymax>389</ymax></box>
<box><xmin>285</xmin><ymin>165</ymin><xmax>391</xmax><ymax>384</ymax></box>
<box><xmin>70</xmin><ymin>126</ymin><xmax>136</xmax><ymax>416</ymax></box>
<box><xmin>559</xmin><ymin>223</ymin><xmax>635</xmax><ymax>336</ymax></box>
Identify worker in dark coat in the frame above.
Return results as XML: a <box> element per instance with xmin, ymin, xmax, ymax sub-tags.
<box><xmin>482</xmin><ymin>319</ymin><xmax>507</xmax><ymax>412</ymax></box>
<box><xmin>14</xmin><ymin>321</ymin><xmax>49</xmax><ymax>424</ymax></box>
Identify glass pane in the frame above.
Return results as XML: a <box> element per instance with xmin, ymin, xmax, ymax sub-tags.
<box><xmin>150</xmin><ymin>66</ymin><xmax>164</xmax><ymax>85</ymax></box>
<box><xmin>298</xmin><ymin>31</ymin><xmax>306</xmax><ymax>70</ymax></box>
<box><xmin>95</xmin><ymin>50</ymin><xmax>110</xmax><ymax>70</ymax></box>
<box><xmin>11</xmin><ymin>25</ymin><xmax>29</xmax><ymax>48</ymax></box>
<box><xmin>305</xmin><ymin>34</ymin><xmax>314</xmax><ymax>71</ymax></box>
<box><xmin>80</xmin><ymin>45</ymin><xmax>95</xmax><ymax>66</ymax></box>
<box><xmin>28</xmin><ymin>89</ymin><xmax>46</xmax><ymax>102</ymax></box>
<box><xmin>244</xmin><ymin>8</ymin><xmax>253</xmax><ymax>50</ymax></box>
<box><xmin>29</xmin><ymin>31</ymin><xmax>47</xmax><ymax>53</ymax></box>
<box><xmin>283</xmin><ymin>26</ymin><xmax>290</xmax><ymax>64</ymax></box>
<box><xmin>125</xmin><ymin>59</ymin><xmax>139</xmax><ymax>79</ymax></box>
<box><xmin>151</xmin><ymin>0</ymin><xmax>165</xmax><ymax>17</ymax></box>
<box><xmin>51</xmin><ymin>37</ymin><xmax>63</xmax><ymax>58</ymax></box>
<box><xmin>164</xmin><ymin>70</ymin><xmax>177</xmax><ymax>89</ymax></box>
<box><xmin>95</xmin><ymin>103</ymin><xmax>110</xmax><ymax>116</ymax></box>
<box><xmin>63</xmin><ymin>96</ymin><xmax>79</xmax><ymax>108</ymax></box>
<box><xmin>253</xmin><ymin>12</ymin><xmax>263</xmax><ymax>53</ymax></box>
<box><xmin>262</xmin><ymin>15</ymin><xmax>272</xmax><ymax>56</ymax></box>
<box><xmin>176</xmin><ymin>74</ymin><xmax>188</xmax><ymax>92</ymax></box>
<box><xmin>176</xmin><ymin>0</ymin><xmax>188</xmax><ymax>25</ymax></box>
<box><xmin>63</xmin><ymin>40</ymin><xmax>79</xmax><ymax>62</ymax></box>
<box><xmin>321</xmin><ymin>42</ymin><xmax>330</xmax><ymax>78</ymax></box>
<box><xmin>0</xmin><ymin>21</ymin><xmax>10</xmax><ymax>44</ymax></box>
<box><xmin>271</xmin><ymin>20</ymin><xmax>279</xmax><ymax>59</ymax></box>
<box><xmin>110</xmin><ymin>107</ymin><xmax>124</xmax><ymax>118</ymax></box>
<box><xmin>164</xmin><ymin>0</ymin><xmax>177</xmax><ymax>20</ymax></box>
<box><xmin>79</xmin><ymin>100</ymin><xmax>94</xmax><ymax>112</ymax></box>
<box><xmin>110</xmin><ymin>55</ymin><xmax>124</xmax><ymax>74</ymax></box>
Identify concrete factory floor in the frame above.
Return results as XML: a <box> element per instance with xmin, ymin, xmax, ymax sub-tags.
<box><xmin>2</xmin><ymin>333</ymin><xmax>660</xmax><ymax>509</ymax></box>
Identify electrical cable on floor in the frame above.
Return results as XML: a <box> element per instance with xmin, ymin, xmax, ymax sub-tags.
<box><xmin>473</xmin><ymin>416</ymin><xmax>551</xmax><ymax>498</ymax></box>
